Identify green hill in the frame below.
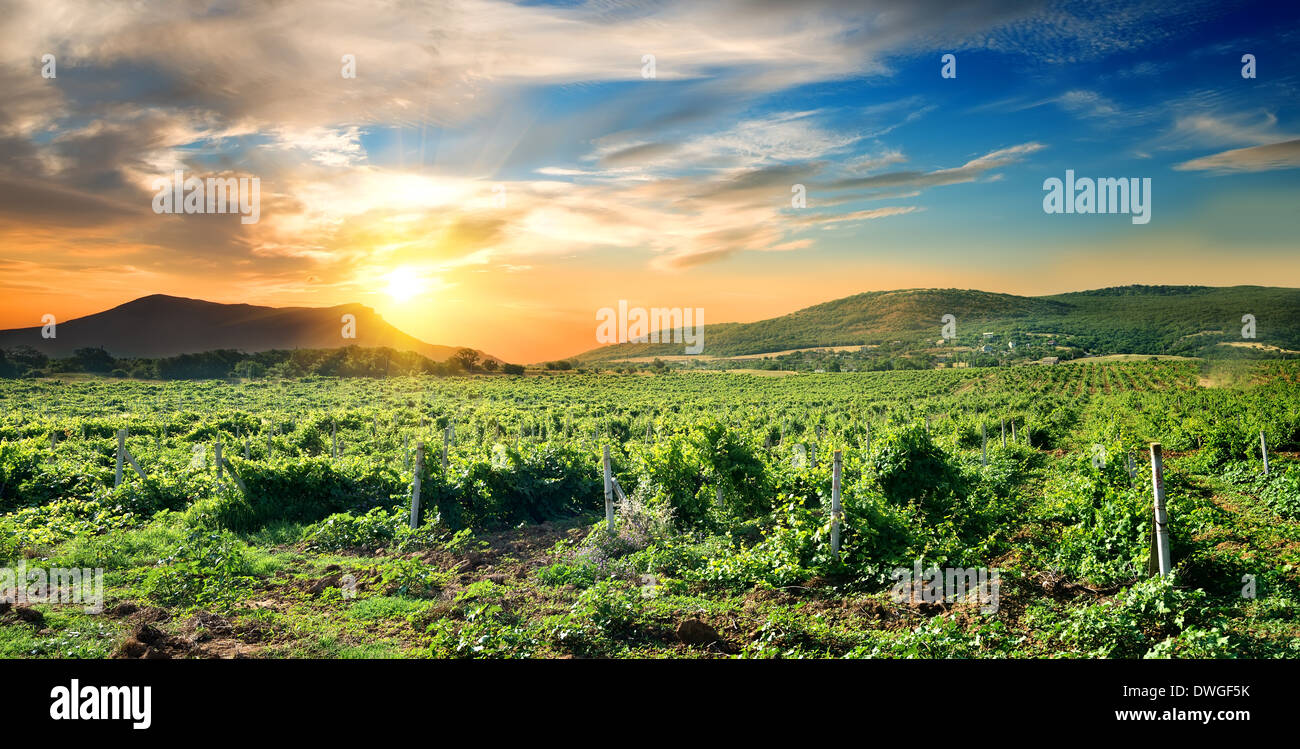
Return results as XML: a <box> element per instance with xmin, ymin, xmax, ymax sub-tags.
<box><xmin>573</xmin><ymin>285</ymin><xmax>1300</xmax><ymax>361</ymax></box>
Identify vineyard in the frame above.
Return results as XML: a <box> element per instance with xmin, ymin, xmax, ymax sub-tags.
<box><xmin>2</xmin><ymin>359</ymin><xmax>1299</xmax><ymax>658</ymax></box>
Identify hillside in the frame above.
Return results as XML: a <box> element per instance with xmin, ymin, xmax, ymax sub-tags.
<box><xmin>573</xmin><ymin>285</ymin><xmax>1300</xmax><ymax>361</ymax></box>
<box><xmin>0</xmin><ymin>295</ymin><xmax>496</xmax><ymax>362</ymax></box>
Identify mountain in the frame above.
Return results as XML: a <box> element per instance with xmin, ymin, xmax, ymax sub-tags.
<box><xmin>572</xmin><ymin>285</ymin><xmax>1300</xmax><ymax>360</ymax></box>
<box><xmin>0</xmin><ymin>295</ymin><xmax>495</xmax><ymax>362</ymax></box>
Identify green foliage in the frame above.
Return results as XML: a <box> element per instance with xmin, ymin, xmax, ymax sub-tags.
<box><xmin>424</xmin><ymin>606</ymin><xmax>537</xmax><ymax>659</ymax></box>
<box><xmin>212</xmin><ymin>456</ymin><xmax>405</xmax><ymax>531</ymax></box>
<box><xmin>867</xmin><ymin>424</ymin><xmax>965</xmax><ymax>521</ymax></box>
<box><xmin>0</xmin><ymin>441</ymin><xmax>100</xmax><ymax>511</ymax></box>
<box><xmin>1040</xmin><ymin>456</ymin><xmax>1152</xmax><ymax>586</ymax></box>
<box><xmin>546</xmin><ymin>581</ymin><xmax>648</xmax><ymax>656</ymax></box>
<box><xmin>1222</xmin><ymin>462</ymin><xmax>1300</xmax><ymax>520</ymax></box>
<box><xmin>2</xmin><ymin>496</ymin><xmax>139</xmax><ymax>555</ymax></box>
<box><xmin>576</xmin><ymin>285</ymin><xmax>1300</xmax><ymax>362</ymax></box>
<box><xmin>536</xmin><ymin>561</ymin><xmax>597</xmax><ymax>588</ymax></box>
<box><xmin>426</xmin><ymin>442</ymin><xmax>601</xmax><ymax>529</ymax></box>
<box><xmin>632</xmin><ymin>421</ymin><xmax>771</xmax><ymax>527</ymax></box>
<box><xmin>1</xmin><ymin>362</ymin><xmax>1298</xmax><ymax>660</ymax></box>
<box><xmin>301</xmin><ymin>507</ymin><xmax>450</xmax><ymax>553</ymax></box>
<box><xmin>141</xmin><ymin>529</ymin><xmax>258</xmax><ymax>609</ymax></box>
<box><xmin>302</xmin><ymin>507</ymin><xmax>401</xmax><ymax>551</ymax></box>
<box><xmin>847</xmin><ymin>614</ymin><xmax>1013</xmax><ymax>659</ymax></box>
<box><xmin>1047</xmin><ymin>576</ymin><xmax>1211</xmax><ymax>658</ymax></box>
<box><xmin>378</xmin><ymin>557</ymin><xmax>454</xmax><ymax>597</ymax></box>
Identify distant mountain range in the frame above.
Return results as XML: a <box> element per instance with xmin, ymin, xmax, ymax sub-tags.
<box><xmin>573</xmin><ymin>285</ymin><xmax>1300</xmax><ymax>361</ymax></box>
<box><xmin>5</xmin><ymin>287</ymin><xmax>1296</xmax><ymax>367</ymax></box>
<box><xmin>0</xmin><ymin>295</ymin><xmax>496</xmax><ymax>363</ymax></box>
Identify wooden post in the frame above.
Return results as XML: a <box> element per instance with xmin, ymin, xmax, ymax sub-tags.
<box><xmin>1149</xmin><ymin>443</ymin><xmax>1172</xmax><ymax>577</ymax></box>
<box><xmin>1260</xmin><ymin>431</ymin><xmax>1270</xmax><ymax>475</ymax></box>
<box><xmin>51</xmin><ymin>432</ymin><xmax>57</xmax><ymax>450</ymax></box>
<box><xmin>243</xmin><ymin>441</ymin><xmax>251</xmax><ymax>460</ymax></box>
<box><xmin>1126</xmin><ymin>452</ymin><xmax>1136</xmax><ymax>481</ymax></box>
<box><xmin>125</xmin><ymin>449</ymin><xmax>147</xmax><ymax>481</ymax></box>
<box><xmin>215</xmin><ymin>441</ymin><xmax>224</xmax><ymax>480</ymax></box>
<box><xmin>1001</xmin><ymin>419</ymin><xmax>1006</xmax><ymax>448</ymax></box>
<box><xmin>602</xmin><ymin>445</ymin><xmax>614</xmax><ymax>533</ymax></box>
<box><xmin>441</xmin><ymin>427</ymin><xmax>450</xmax><ymax>470</ymax></box>
<box><xmin>266</xmin><ymin>429</ymin><xmax>272</xmax><ymax>459</ymax></box>
<box><xmin>223</xmin><ymin>459</ymin><xmax>247</xmax><ymax>495</ymax></box>
<box><xmin>115</xmin><ymin>429</ymin><xmax>126</xmax><ymax>488</ymax></box>
<box><xmin>410</xmin><ymin>441</ymin><xmax>424</xmax><ymax>529</ymax></box>
<box><xmin>831</xmin><ymin>450</ymin><xmax>842</xmax><ymax>560</ymax></box>
<box><xmin>981</xmin><ymin>422</ymin><xmax>988</xmax><ymax>466</ymax></box>
<box><xmin>865</xmin><ymin>421</ymin><xmax>870</xmax><ymax>452</ymax></box>
<box><xmin>1011</xmin><ymin>419</ymin><xmax>1017</xmax><ymax>443</ymax></box>
<box><xmin>716</xmin><ymin>484</ymin><xmax>724</xmax><ymax>507</ymax></box>
<box><xmin>331</xmin><ymin>421</ymin><xmax>338</xmax><ymax>459</ymax></box>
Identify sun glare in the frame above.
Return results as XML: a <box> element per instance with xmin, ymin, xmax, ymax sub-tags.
<box><xmin>385</xmin><ymin>269</ymin><xmax>424</xmax><ymax>302</ymax></box>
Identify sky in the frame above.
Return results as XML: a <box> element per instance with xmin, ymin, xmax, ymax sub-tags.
<box><xmin>0</xmin><ymin>0</ymin><xmax>1298</xmax><ymax>362</ymax></box>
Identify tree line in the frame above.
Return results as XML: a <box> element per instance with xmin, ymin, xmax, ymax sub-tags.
<box><xmin>0</xmin><ymin>345</ymin><xmax>526</xmax><ymax>380</ymax></box>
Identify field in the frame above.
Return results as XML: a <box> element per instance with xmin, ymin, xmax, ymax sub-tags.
<box><xmin>2</xmin><ymin>359</ymin><xmax>1299</xmax><ymax>659</ymax></box>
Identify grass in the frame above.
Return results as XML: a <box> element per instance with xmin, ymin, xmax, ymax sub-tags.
<box><xmin>3</xmin><ymin>363</ymin><xmax>1299</xmax><ymax>659</ymax></box>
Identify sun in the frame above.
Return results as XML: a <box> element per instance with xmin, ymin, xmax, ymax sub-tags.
<box><xmin>385</xmin><ymin>268</ymin><xmax>424</xmax><ymax>302</ymax></box>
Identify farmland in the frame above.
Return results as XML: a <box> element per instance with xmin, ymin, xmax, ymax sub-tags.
<box><xmin>2</xmin><ymin>359</ymin><xmax>1299</xmax><ymax>658</ymax></box>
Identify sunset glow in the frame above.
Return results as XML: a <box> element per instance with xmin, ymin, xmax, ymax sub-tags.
<box><xmin>385</xmin><ymin>269</ymin><xmax>425</xmax><ymax>303</ymax></box>
<box><xmin>0</xmin><ymin>1</ymin><xmax>1296</xmax><ymax>363</ymax></box>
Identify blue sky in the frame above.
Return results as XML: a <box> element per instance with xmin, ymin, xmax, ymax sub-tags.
<box><xmin>1</xmin><ymin>0</ymin><xmax>1298</xmax><ymax>359</ymax></box>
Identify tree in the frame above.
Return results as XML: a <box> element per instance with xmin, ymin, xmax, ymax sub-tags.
<box><xmin>233</xmin><ymin>360</ymin><xmax>265</xmax><ymax>379</ymax></box>
<box><xmin>72</xmin><ymin>346</ymin><xmax>115</xmax><ymax>373</ymax></box>
<box><xmin>7</xmin><ymin>346</ymin><xmax>48</xmax><ymax>374</ymax></box>
<box><xmin>482</xmin><ymin>358</ymin><xmax>499</xmax><ymax>372</ymax></box>
<box><xmin>452</xmin><ymin>348</ymin><xmax>480</xmax><ymax>372</ymax></box>
<box><xmin>502</xmin><ymin>363</ymin><xmax>525</xmax><ymax>375</ymax></box>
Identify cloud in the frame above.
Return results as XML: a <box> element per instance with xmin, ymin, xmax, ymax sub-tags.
<box><xmin>977</xmin><ymin>0</ymin><xmax>1227</xmax><ymax>64</ymax></box>
<box><xmin>826</xmin><ymin>142</ymin><xmax>1045</xmax><ymax>192</ymax></box>
<box><xmin>598</xmin><ymin>142</ymin><xmax>684</xmax><ymax>168</ymax></box>
<box><xmin>0</xmin><ymin>0</ymin><xmax>1271</xmax><ymax>297</ymax></box>
<box><xmin>1053</xmin><ymin>90</ymin><xmax>1120</xmax><ymax>119</ymax></box>
<box><xmin>267</xmin><ymin>126</ymin><xmax>366</xmax><ymax>168</ymax></box>
<box><xmin>789</xmin><ymin>205</ymin><xmax>920</xmax><ymax>226</ymax></box>
<box><xmin>1171</xmin><ymin>112</ymin><xmax>1294</xmax><ymax>148</ymax></box>
<box><xmin>1174</xmin><ymin>139</ymin><xmax>1300</xmax><ymax>173</ymax></box>
<box><xmin>588</xmin><ymin>110</ymin><xmax>860</xmax><ymax>174</ymax></box>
